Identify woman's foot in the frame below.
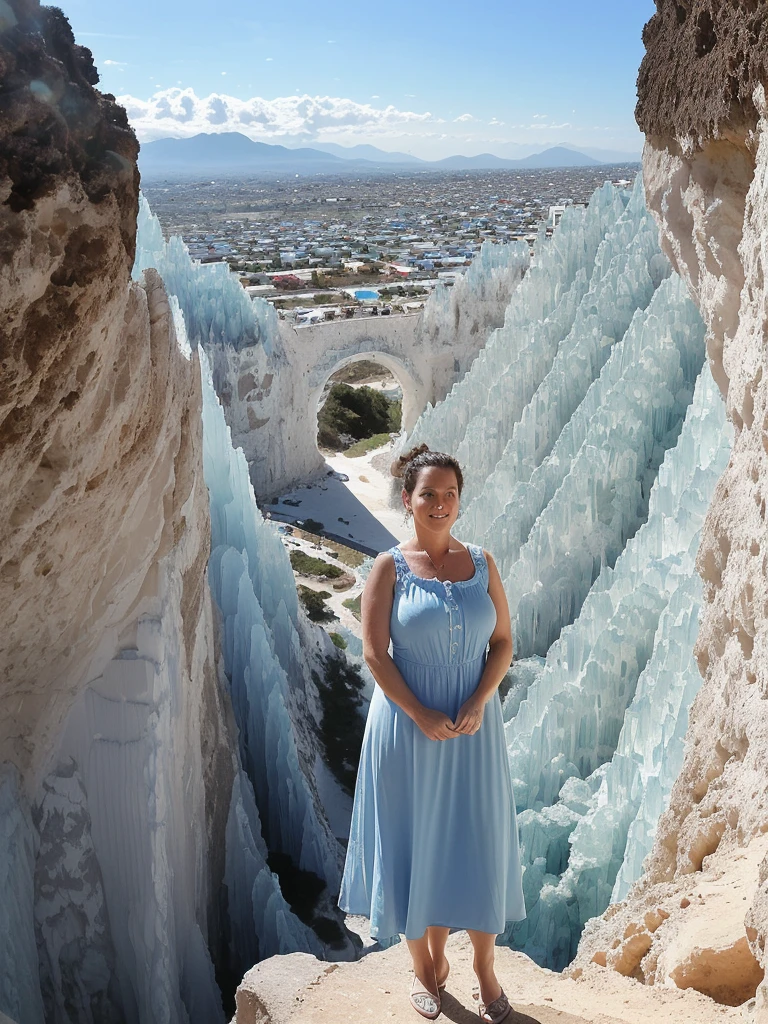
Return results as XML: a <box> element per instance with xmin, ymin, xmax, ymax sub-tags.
<box><xmin>410</xmin><ymin>974</ymin><xmax>441</xmax><ymax>1020</ymax></box>
<box><xmin>477</xmin><ymin>989</ymin><xmax>511</xmax><ymax>1024</ymax></box>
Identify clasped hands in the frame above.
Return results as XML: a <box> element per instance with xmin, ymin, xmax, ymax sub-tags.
<box><xmin>414</xmin><ymin>697</ymin><xmax>486</xmax><ymax>741</ymax></box>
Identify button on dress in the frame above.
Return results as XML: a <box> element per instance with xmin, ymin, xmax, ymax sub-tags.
<box><xmin>338</xmin><ymin>543</ymin><xmax>526</xmax><ymax>941</ymax></box>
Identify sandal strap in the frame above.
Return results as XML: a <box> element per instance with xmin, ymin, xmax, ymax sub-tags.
<box><xmin>479</xmin><ymin>990</ymin><xmax>510</xmax><ymax>1023</ymax></box>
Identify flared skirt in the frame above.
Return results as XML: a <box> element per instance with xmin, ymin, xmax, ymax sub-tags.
<box><xmin>338</xmin><ymin>653</ymin><xmax>526</xmax><ymax>940</ymax></box>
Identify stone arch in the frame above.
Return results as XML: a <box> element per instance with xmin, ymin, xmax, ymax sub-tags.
<box><xmin>207</xmin><ymin>301</ymin><xmax>505</xmax><ymax>500</ymax></box>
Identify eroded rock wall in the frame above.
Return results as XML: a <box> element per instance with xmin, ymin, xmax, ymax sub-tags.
<box><xmin>574</xmin><ymin>3</ymin><xmax>768</xmax><ymax>1015</ymax></box>
<box><xmin>0</xmin><ymin>3</ymin><xmax>233</xmax><ymax>1019</ymax></box>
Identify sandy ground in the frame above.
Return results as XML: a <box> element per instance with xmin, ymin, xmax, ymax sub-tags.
<box><xmin>263</xmin><ymin>440</ymin><xmax>409</xmax><ymax>556</ymax></box>
<box><xmin>233</xmin><ymin>931</ymin><xmax>741</xmax><ymax>1024</ymax></box>
<box><xmin>325</xmin><ymin>442</ymin><xmax>410</xmax><ymax>545</ymax></box>
<box><xmin>263</xmin><ymin>439</ymin><xmax>411</xmax><ymax>638</ymax></box>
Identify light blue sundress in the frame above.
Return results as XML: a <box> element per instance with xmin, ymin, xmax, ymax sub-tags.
<box><xmin>338</xmin><ymin>542</ymin><xmax>525</xmax><ymax>941</ymax></box>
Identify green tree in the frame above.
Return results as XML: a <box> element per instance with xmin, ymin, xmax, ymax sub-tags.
<box><xmin>317</xmin><ymin>383</ymin><xmax>393</xmax><ymax>449</ymax></box>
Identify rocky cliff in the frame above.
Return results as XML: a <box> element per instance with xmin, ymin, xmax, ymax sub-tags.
<box><xmin>572</xmin><ymin>2</ymin><xmax>768</xmax><ymax>1016</ymax></box>
<box><xmin>0</xmin><ymin>3</ymin><xmax>233</xmax><ymax>1018</ymax></box>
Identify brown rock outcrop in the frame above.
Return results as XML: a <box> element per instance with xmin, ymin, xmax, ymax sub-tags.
<box><xmin>1</xmin><ymin>0</ymin><xmax>169</xmax><ymax>782</ymax></box>
<box><xmin>231</xmin><ymin>931</ymin><xmax>738</xmax><ymax>1024</ymax></box>
<box><xmin>575</xmin><ymin>3</ymin><xmax>768</xmax><ymax>1017</ymax></box>
<box><xmin>636</xmin><ymin>0</ymin><xmax>768</xmax><ymax>144</ymax></box>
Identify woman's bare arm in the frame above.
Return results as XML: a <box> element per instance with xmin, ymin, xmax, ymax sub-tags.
<box><xmin>452</xmin><ymin>551</ymin><xmax>513</xmax><ymax>735</ymax></box>
<box><xmin>362</xmin><ymin>553</ymin><xmax>458</xmax><ymax>742</ymax></box>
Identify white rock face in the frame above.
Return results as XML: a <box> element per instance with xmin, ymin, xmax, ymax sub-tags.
<box><xmin>1</xmin><ymin>215</ymin><xmax>234</xmax><ymax>1019</ymax></box>
<box><xmin>135</xmin><ymin>198</ymin><xmax>528</xmax><ymax>499</ymax></box>
<box><xmin>574</xmin><ymin>94</ymin><xmax>768</xmax><ymax>1014</ymax></box>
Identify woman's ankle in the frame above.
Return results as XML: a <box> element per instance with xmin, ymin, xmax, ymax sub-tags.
<box><xmin>411</xmin><ymin>955</ymin><xmax>437</xmax><ymax>993</ymax></box>
<box><xmin>472</xmin><ymin>965</ymin><xmax>501</xmax><ymax>1004</ymax></box>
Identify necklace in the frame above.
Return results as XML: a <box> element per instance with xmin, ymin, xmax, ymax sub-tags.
<box><xmin>420</xmin><ymin>545</ymin><xmax>455</xmax><ymax>573</ymax></box>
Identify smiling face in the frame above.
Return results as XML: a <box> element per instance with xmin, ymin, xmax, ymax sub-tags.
<box><xmin>403</xmin><ymin>465</ymin><xmax>461</xmax><ymax>535</ymax></box>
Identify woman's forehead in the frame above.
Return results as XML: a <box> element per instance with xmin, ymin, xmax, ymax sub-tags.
<box><xmin>413</xmin><ymin>466</ymin><xmax>459</xmax><ymax>489</ymax></box>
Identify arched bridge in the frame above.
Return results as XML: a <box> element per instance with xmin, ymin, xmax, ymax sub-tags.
<box><xmin>207</xmin><ymin>291</ymin><xmax>515</xmax><ymax>500</ymax></box>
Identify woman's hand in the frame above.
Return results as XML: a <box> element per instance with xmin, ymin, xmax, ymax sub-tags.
<box><xmin>413</xmin><ymin>707</ymin><xmax>460</xmax><ymax>741</ymax></box>
<box><xmin>452</xmin><ymin>696</ymin><xmax>486</xmax><ymax>735</ymax></box>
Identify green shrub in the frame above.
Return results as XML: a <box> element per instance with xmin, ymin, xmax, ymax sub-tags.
<box><xmin>328</xmin><ymin>632</ymin><xmax>347</xmax><ymax>650</ymax></box>
<box><xmin>342</xmin><ymin>594</ymin><xmax>362</xmax><ymax>621</ymax></box>
<box><xmin>318</xmin><ymin>382</ymin><xmax>394</xmax><ymax>450</ymax></box>
<box><xmin>388</xmin><ymin>398</ymin><xmax>402</xmax><ymax>432</ymax></box>
<box><xmin>343</xmin><ymin>433</ymin><xmax>392</xmax><ymax>458</ymax></box>
<box><xmin>298</xmin><ymin>585</ymin><xmax>336</xmax><ymax>623</ymax></box>
<box><xmin>312</xmin><ymin>653</ymin><xmax>366</xmax><ymax>794</ymax></box>
<box><xmin>290</xmin><ymin>550</ymin><xmax>344</xmax><ymax>578</ymax></box>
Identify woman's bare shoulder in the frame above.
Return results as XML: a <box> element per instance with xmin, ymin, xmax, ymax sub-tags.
<box><xmin>481</xmin><ymin>548</ymin><xmax>502</xmax><ymax>579</ymax></box>
<box><xmin>367</xmin><ymin>550</ymin><xmax>396</xmax><ymax>585</ymax></box>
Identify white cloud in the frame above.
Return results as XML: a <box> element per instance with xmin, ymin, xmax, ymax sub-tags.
<box><xmin>524</xmin><ymin>121</ymin><xmax>572</xmax><ymax>130</ymax></box>
<box><xmin>103</xmin><ymin>59</ymin><xmax>127</xmax><ymax>66</ymax></box>
<box><xmin>119</xmin><ymin>87</ymin><xmax>434</xmax><ymax>142</ymax></box>
<box><xmin>488</xmin><ymin>118</ymin><xmax>504</xmax><ymax>126</ymax></box>
<box><xmin>453</xmin><ymin>113</ymin><xmax>475</xmax><ymax>123</ymax></box>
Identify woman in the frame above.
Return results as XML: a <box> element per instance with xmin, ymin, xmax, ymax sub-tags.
<box><xmin>338</xmin><ymin>445</ymin><xmax>525</xmax><ymax>1023</ymax></box>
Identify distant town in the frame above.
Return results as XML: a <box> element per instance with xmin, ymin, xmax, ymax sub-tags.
<box><xmin>142</xmin><ymin>164</ymin><xmax>638</xmax><ymax>324</ymax></box>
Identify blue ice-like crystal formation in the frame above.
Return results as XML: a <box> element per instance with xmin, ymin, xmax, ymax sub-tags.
<box><xmin>201</xmin><ymin>345</ymin><xmax>340</xmax><ymax>891</ymax></box>
<box><xmin>134</xmin><ymin>196</ymin><xmax>280</xmax><ymax>353</ymax></box>
<box><xmin>504</xmin><ymin>363</ymin><xmax>731</xmax><ymax>967</ymax></box>
<box><xmin>402</xmin><ymin>178</ymin><xmax>732</xmax><ymax>967</ymax></box>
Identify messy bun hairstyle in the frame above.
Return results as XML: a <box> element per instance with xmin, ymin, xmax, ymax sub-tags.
<box><xmin>391</xmin><ymin>443</ymin><xmax>464</xmax><ymax>497</ymax></box>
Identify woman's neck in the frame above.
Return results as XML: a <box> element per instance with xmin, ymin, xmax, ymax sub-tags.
<box><xmin>412</xmin><ymin>528</ymin><xmax>454</xmax><ymax>554</ymax></box>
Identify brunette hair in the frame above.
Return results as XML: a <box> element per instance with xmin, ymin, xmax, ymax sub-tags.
<box><xmin>391</xmin><ymin>443</ymin><xmax>464</xmax><ymax>496</ymax></box>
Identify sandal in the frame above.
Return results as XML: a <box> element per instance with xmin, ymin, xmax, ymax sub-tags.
<box><xmin>478</xmin><ymin>989</ymin><xmax>511</xmax><ymax>1024</ymax></box>
<box><xmin>410</xmin><ymin>975</ymin><xmax>441</xmax><ymax>1020</ymax></box>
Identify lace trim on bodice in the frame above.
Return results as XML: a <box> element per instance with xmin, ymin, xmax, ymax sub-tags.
<box><xmin>390</xmin><ymin>544</ymin><xmax>487</xmax><ymax>589</ymax></box>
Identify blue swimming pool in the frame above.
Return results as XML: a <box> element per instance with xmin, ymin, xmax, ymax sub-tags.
<box><xmin>355</xmin><ymin>289</ymin><xmax>379</xmax><ymax>300</ymax></box>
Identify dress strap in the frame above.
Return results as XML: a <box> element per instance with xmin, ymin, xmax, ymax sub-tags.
<box><xmin>389</xmin><ymin>545</ymin><xmax>410</xmax><ymax>586</ymax></box>
<box><xmin>468</xmin><ymin>543</ymin><xmax>490</xmax><ymax>589</ymax></box>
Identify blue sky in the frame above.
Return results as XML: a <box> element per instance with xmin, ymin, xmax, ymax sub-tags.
<box><xmin>59</xmin><ymin>0</ymin><xmax>656</xmax><ymax>159</ymax></box>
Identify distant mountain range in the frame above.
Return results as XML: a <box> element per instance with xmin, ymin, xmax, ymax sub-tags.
<box><xmin>138</xmin><ymin>132</ymin><xmax>641</xmax><ymax>178</ymax></box>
